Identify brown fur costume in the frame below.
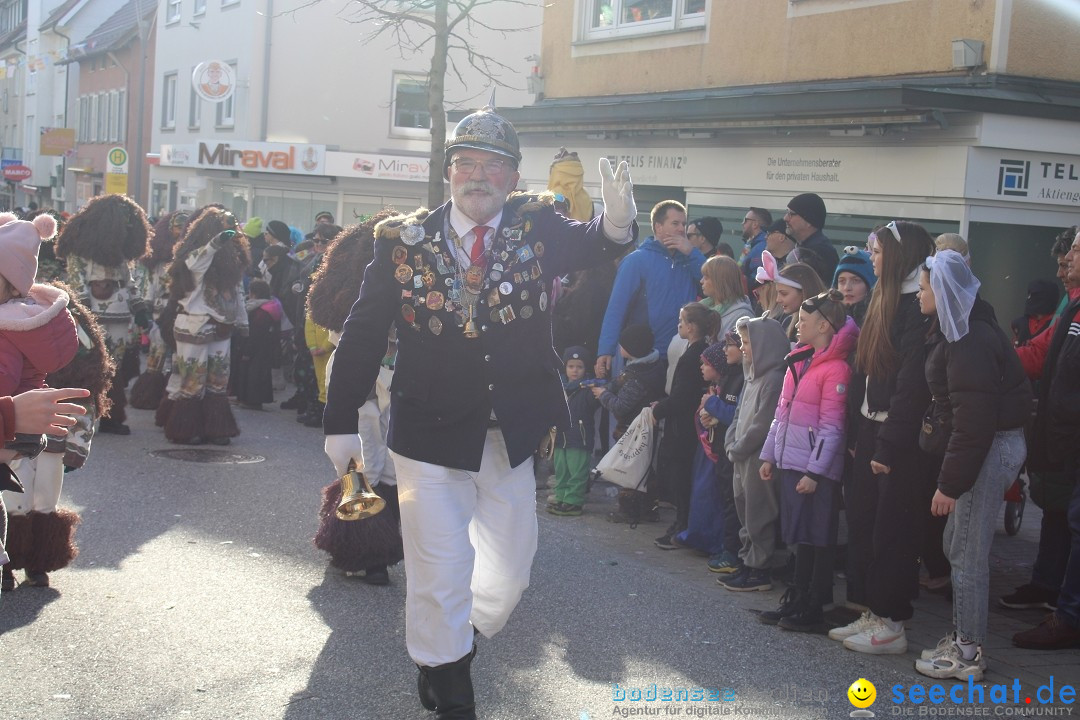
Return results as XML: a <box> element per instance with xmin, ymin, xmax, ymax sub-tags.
<box><xmin>306</xmin><ymin>210</ymin><xmax>395</xmax><ymax>333</ymax></box>
<box><xmin>314</xmin><ymin>477</ymin><xmax>402</xmax><ymax>572</ymax></box>
<box><xmin>167</xmin><ymin>208</ymin><xmax>250</xmax><ymax>301</ymax></box>
<box><xmin>4</xmin><ymin>510</ymin><xmax>81</xmax><ymax>573</ymax></box>
<box><xmin>158</xmin><ymin>207</ymin><xmax>249</xmax><ymax>443</ymax></box>
<box><xmin>45</xmin><ymin>281</ymin><xmax>115</xmax><ymax>417</ymax></box>
<box><xmin>55</xmin><ymin>194</ymin><xmax>151</xmax><ymax>265</ymax></box>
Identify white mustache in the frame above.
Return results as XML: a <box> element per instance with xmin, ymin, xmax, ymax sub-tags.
<box><xmin>462</xmin><ymin>180</ymin><xmax>496</xmax><ymax>194</ymax></box>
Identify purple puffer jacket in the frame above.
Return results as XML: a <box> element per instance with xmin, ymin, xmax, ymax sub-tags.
<box><xmin>761</xmin><ymin>316</ymin><xmax>859</xmax><ymax>482</ymax></box>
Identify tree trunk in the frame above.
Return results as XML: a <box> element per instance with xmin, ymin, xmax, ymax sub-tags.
<box><xmin>426</xmin><ymin>0</ymin><xmax>449</xmax><ymax>209</ymax></box>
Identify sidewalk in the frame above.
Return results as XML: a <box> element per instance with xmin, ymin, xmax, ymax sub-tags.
<box><xmin>542</xmin><ymin>470</ymin><xmax>1079</xmax><ymax>701</ymax></box>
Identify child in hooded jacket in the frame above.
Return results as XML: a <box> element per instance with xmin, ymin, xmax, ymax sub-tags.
<box><xmin>721</xmin><ymin>315</ymin><xmax>789</xmax><ymax>592</ymax></box>
<box><xmin>700</xmin><ymin>332</ymin><xmax>746</xmax><ymax>573</ymax></box>
<box><xmin>592</xmin><ymin>324</ymin><xmax>666</xmax><ymax>438</ymax></box>
<box><xmin>0</xmin><ymin>213</ymin><xmax>78</xmax><ymax>398</ymax></box>
<box><xmin>758</xmin><ymin>289</ymin><xmax>859</xmax><ymax>630</ymax></box>
<box><xmin>548</xmin><ymin>346</ymin><xmax>598</xmax><ymax>517</ymax></box>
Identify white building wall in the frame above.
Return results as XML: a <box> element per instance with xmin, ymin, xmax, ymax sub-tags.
<box><xmin>150</xmin><ymin>0</ymin><xmax>542</xmax><ymax>223</ymax></box>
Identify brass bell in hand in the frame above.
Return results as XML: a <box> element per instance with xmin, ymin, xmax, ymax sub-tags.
<box><xmin>336</xmin><ymin>462</ymin><xmax>386</xmax><ymax>521</ymax></box>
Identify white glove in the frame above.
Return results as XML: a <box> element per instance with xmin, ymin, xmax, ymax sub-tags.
<box><xmin>599</xmin><ymin>157</ymin><xmax>636</xmax><ymax>238</ymax></box>
<box><xmin>324</xmin><ymin>433</ymin><xmax>365</xmax><ymax>478</ymax></box>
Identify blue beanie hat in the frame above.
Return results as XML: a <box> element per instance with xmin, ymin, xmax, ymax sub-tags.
<box><xmin>833</xmin><ymin>246</ymin><xmax>876</xmax><ymax>290</ymax></box>
<box><xmin>561</xmin><ymin>345</ymin><xmax>592</xmax><ymax>367</ymax></box>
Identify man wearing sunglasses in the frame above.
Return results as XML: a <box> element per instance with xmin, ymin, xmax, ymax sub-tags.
<box><xmin>784</xmin><ymin>193</ymin><xmax>839</xmax><ymax>283</ymax></box>
<box><xmin>323</xmin><ymin>102</ymin><xmax>638</xmax><ymax>719</ymax></box>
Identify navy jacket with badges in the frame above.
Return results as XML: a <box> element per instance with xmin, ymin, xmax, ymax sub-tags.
<box><xmin>324</xmin><ymin>193</ymin><xmax>635</xmax><ymax>471</ymax></box>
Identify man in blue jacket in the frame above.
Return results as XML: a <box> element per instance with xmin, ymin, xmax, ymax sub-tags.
<box><xmin>594</xmin><ymin>200</ymin><xmax>705</xmax><ymax>379</ymax></box>
<box><xmin>322</xmin><ymin>102</ymin><xmax>638</xmax><ymax>719</ymax></box>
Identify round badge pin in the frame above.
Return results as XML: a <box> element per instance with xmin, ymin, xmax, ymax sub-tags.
<box><xmin>392</xmin><ymin>246</ymin><xmax>408</xmax><ymax>264</ymax></box>
<box><xmin>520</xmin><ymin>290</ymin><xmax>529</xmax><ymax>301</ymax></box>
<box><xmin>401</xmin><ymin>304</ymin><xmax>416</xmax><ymax>324</ymax></box>
<box><xmin>539</xmin><ymin>291</ymin><xmax>548</xmax><ymax>311</ymax></box>
<box><xmin>395</xmin><ymin>264</ymin><xmax>413</xmax><ymax>284</ymax></box>
<box><xmin>521</xmin><ymin>305</ymin><xmax>533</xmax><ymax>319</ymax></box>
<box><xmin>499</xmin><ymin>281</ymin><xmax>513</xmax><ymax>296</ymax></box>
<box><xmin>489</xmin><ymin>271</ymin><xmax>502</xmax><ymax>282</ymax></box>
<box><xmin>426</xmin><ymin>292</ymin><xmax>445</xmax><ymax>311</ymax></box>
<box><xmin>492</xmin><ymin>263</ymin><xmax>504</xmax><ymax>272</ymax></box>
<box><xmin>428</xmin><ymin>316</ymin><xmax>443</xmax><ymax>335</ymax></box>
<box><xmin>534</xmin><ymin>242</ymin><xmax>545</xmax><ymax>257</ymax></box>
<box><xmin>490</xmin><ymin>309</ymin><xmax>501</xmax><ymax>322</ymax></box>
<box><xmin>400</xmin><ymin>224</ymin><xmax>425</xmax><ymax>246</ymax></box>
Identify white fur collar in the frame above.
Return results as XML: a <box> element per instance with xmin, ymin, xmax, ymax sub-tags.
<box><xmin>0</xmin><ymin>283</ymin><xmax>70</xmax><ymax>331</ymax></box>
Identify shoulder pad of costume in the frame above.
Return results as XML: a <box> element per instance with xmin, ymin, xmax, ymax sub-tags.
<box><xmin>375</xmin><ymin>208</ymin><xmax>430</xmax><ymax>241</ymax></box>
<box><xmin>506</xmin><ymin>191</ymin><xmax>555</xmax><ymax>214</ymax></box>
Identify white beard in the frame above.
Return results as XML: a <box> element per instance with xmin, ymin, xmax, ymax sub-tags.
<box><xmin>452</xmin><ymin>180</ymin><xmax>508</xmax><ymax>225</ymax></box>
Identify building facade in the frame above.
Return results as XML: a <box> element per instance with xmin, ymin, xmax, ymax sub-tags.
<box><xmin>503</xmin><ymin>0</ymin><xmax>1080</xmax><ymax>322</ymax></box>
<box><xmin>149</xmin><ymin>0</ymin><xmax>541</xmax><ymax>229</ymax></box>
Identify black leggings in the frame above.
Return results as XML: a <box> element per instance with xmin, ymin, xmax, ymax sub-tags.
<box><xmin>844</xmin><ymin>420</ymin><xmax>924</xmax><ymax>621</ymax></box>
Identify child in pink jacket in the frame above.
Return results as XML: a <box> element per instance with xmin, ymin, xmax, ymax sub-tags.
<box><xmin>759</xmin><ymin>289</ymin><xmax>859</xmax><ymax>632</ymax></box>
<box><xmin>0</xmin><ymin>213</ymin><xmax>78</xmax><ymax>398</ymax></box>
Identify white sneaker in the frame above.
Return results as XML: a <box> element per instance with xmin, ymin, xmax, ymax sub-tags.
<box><xmin>843</xmin><ymin>621</ymin><xmax>908</xmax><ymax>654</ymax></box>
<box><xmin>914</xmin><ymin>642</ymin><xmax>985</xmax><ymax>681</ymax></box>
<box><xmin>920</xmin><ymin>633</ymin><xmax>956</xmax><ymax>660</ymax></box>
<box><xmin>828</xmin><ymin>611</ymin><xmax>878</xmax><ymax>641</ymax></box>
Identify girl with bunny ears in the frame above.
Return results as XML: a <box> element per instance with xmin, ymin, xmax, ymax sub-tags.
<box><xmin>755</xmin><ymin>250</ymin><xmax>825</xmax><ymax>342</ymax></box>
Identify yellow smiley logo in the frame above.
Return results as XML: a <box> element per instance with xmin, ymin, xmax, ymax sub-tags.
<box><xmin>848</xmin><ymin>678</ymin><xmax>876</xmax><ymax>709</ymax></box>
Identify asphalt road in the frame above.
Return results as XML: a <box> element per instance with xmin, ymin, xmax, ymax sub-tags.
<box><xmin>1</xmin><ymin>400</ymin><xmax>968</xmax><ymax>720</ymax></box>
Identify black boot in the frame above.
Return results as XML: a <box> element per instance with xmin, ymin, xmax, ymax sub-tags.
<box><xmin>417</xmin><ymin>647</ymin><xmax>477</xmax><ymax>718</ymax></box>
<box><xmin>758</xmin><ymin>586</ymin><xmax>805</xmax><ymax>626</ymax></box>
<box><xmin>777</xmin><ymin>601</ymin><xmax>825</xmax><ymax>633</ymax></box>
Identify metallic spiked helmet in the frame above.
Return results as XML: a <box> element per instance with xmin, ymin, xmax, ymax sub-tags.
<box><xmin>444</xmin><ymin>89</ymin><xmax>522</xmax><ymax>173</ymax></box>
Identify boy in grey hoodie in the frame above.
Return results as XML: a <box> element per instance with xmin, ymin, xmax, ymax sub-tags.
<box><xmin>721</xmin><ymin>316</ymin><xmax>789</xmax><ymax>591</ymax></box>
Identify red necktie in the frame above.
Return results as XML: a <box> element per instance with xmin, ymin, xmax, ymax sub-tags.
<box><xmin>469</xmin><ymin>226</ymin><xmax>489</xmax><ymax>267</ymax></box>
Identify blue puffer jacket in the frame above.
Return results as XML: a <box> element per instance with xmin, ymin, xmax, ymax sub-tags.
<box><xmin>597</xmin><ymin>237</ymin><xmax>706</xmax><ymax>358</ymax></box>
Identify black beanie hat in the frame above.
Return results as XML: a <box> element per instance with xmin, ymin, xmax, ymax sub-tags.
<box><xmin>787</xmin><ymin>193</ymin><xmax>827</xmax><ymax>230</ymax></box>
<box><xmin>266</xmin><ymin>220</ymin><xmax>291</xmax><ymax>246</ymax></box>
<box><xmin>619</xmin><ymin>324</ymin><xmax>654</xmax><ymax>359</ymax></box>
<box><xmin>690</xmin><ymin>217</ymin><xmax>724</xmax><ymax>249</ymax></box>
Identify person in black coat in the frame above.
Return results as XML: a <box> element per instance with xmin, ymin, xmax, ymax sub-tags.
<box><xmin>832</xmin><ymin>220</ymin><xmax>936</xmax><ymax>655</ymax></box>
<box><xmin>322</xmin><ymin>103</ymin><xmax>639</xmax><ymax>720</ymax></box>
<box><xmin>650</xmin><ymin>302</ymin><xmax>717</xmax><ymax>549</ymax></box>
<box><xmin>913</xmin><ymin>251</ymin><xmax>1031</xmax><ymax>681</ymax></box>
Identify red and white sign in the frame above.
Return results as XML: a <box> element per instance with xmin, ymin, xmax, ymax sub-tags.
<box><xmin>2</xmin><ymin>165</ymin><xmax>31</xmax><ymax>182</ymax></box>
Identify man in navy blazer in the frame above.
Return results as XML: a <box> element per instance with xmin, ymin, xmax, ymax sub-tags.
<box><xmin>323</xmin><ymin>103</ymin><xmax>638</xmax><ymax>719</ymax></box>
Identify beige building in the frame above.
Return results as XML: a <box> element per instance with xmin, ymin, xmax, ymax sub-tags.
<box><xmin>504</xmin><ymin>0</ymin><xmax>1080</xmax><ymax>322</ymax></box>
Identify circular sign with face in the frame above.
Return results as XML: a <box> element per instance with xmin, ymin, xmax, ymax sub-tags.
<box><xmin>192</xmin><ymin>60</ymin><xmax>235</xmax><ymax>103</ymax></box>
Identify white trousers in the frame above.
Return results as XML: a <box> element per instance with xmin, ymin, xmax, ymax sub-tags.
<box><xmin>2</xmin><ymin>452</ymin><xmax>65</xmax><ymax>515</ymax></box>
<box><xmin>391</xmin><ymin>429</ymin><xmax>538</xmax><ymax>667</ymax></box>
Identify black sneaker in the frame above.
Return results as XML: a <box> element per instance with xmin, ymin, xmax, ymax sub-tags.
<box><xmin>778</xmin><ymin>604</ymin><xmax>826</xmax><ymax>633</ymax></box>
<box><xmin>759</xmin><ymin>587</ymin><xmax>805</xmax><ymax>626</ymax></box>
<box><xmin>280</xmin><ymin>394</ymin><xmax>306</xmax><ymax>411</ymax></box>
<box><xmin>999</xmin><ymin>584</ymin><xmax>1058</xmax><ymax>611</ymax></box>
<box><xmin>721</xmin><ymin>568</ymin><xmax>772</xmax><ymax>592</ymax></box>
<box><xmin>718</xmin><ymin>564</ymin><xmax>750</xmax><ymax>587</ymax></box>
<box><xmin>548</xmin><ymin>502</ymin><xmax>583</xmax><ymax>517</ymax></box>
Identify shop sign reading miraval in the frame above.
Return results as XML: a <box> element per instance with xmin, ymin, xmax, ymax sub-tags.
<box><xmin>158</xmin><ymin>141</ymin><xmax>326</xmax><ymax>175</ymax></box>
<box><xmin>324</xmin><ymin>151</ymin><xmax>430</xmax><ymax>182</ymax></box>
<box><xmin>966</xmin><ymin>147</ymin><xmax>1080</xmax><ymax>207</ymax></box>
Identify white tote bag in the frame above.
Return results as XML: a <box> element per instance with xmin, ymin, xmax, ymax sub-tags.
<box><xmin>594</xmin><ymin>408</ymin><xmax>655</xmax><ymax>491</ymax></box>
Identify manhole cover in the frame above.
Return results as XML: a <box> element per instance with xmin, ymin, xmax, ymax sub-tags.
<box><xmin>149</xmin><ymin>449</ymin><xmax>265</xmax><ymax>464</ymax></box>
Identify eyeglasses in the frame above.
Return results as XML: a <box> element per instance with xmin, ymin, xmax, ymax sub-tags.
<box><xmin>450</xmin><ymin>157</ymin><xmax>511</xmax><ymax>175</ymax></box>
<box><xmin>742</xmin><ymin>217</ymin><xmax>755</xmax><ymax>224</ymax></box>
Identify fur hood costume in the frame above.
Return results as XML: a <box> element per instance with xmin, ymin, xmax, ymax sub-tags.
<box><xmin>55</xmin><ymin>194</ymin><xmax>150</xmax><ymax>267</ymax></box>
<box><xmin>307</xmin><ymin>210</ymin><xmax>396</xmax><ymax>334</ymax></box>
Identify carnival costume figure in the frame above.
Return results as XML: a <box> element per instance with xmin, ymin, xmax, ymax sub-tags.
<box><xmin>56</xmin><ymin>195</ymin><xmax>151</xmax><ymax>435</ymax></box>
<box><xmin>2</xmin><ymin>280</ymin><xmax>115</xmax><ymax>590</ymax></box>
<box><xmin>131</xmin><ymin>211</ymin><xmax>188</xmax><ymax>409</ymax></box>
<box><xmin>158</xmin><ymin>208</ymin><xmax>249</xmax><ymax>446</ymax></box>
<box><xmin>308</xmin><ymin>213</ymin><xmax>404</xmax><ymax>585</ymax></box>
<box><xmin>322</xmin><ymin>100</ymin><xmax>639</xmax><ymax>719</ymax></box>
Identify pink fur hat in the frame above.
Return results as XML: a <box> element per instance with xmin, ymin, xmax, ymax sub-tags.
<box><xmin>0</xmin><ymin>212</ymin><xmax>57</xmax><ymax>296</ymax></box>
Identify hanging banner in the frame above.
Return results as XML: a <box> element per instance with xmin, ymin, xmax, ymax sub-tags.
<box><xmin>40</xmin><ymin>127</ymin><xmax>76</xmax><ymax>156</ymax></box>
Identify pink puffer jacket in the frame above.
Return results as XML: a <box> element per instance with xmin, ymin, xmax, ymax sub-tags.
<box><xmin>0</xmin><ymin>283</ymin><xmax>79</xmax><ymax>396</ymax></box>
<box><xmin>761</xmin><ymin>316</ymin><xmax>859</xmax><ymax>482</ymax></box>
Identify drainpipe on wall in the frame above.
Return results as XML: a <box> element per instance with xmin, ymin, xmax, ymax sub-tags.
<box><xmin>52</xmin><ymin>25</ymin><xmax>71</xmax><ymax>212</ymax></box>
<box><xmin>132</xmin><ymin>0</ymin><xmax>156</xmax><ymax>209</ymax></box>
<box><xmin>259</xmin><ymin>0</ymin><xmax>273</xmax><ymax>140</ymax></box>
